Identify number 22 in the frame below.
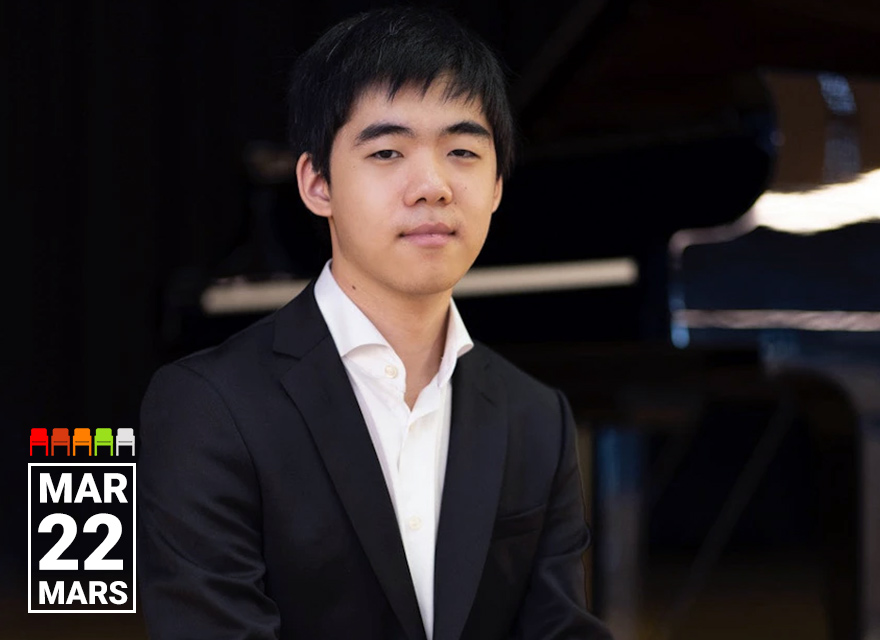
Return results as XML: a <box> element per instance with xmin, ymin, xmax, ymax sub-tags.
<box><xmin>38</xmin><ymin>513</ymin><xmax>123</xmax><ymax>571</ymax></box>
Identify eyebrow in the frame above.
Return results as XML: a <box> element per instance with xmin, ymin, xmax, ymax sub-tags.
<box><xmin>353</xmin><ymin>120</ymin><xmax>492</xmax><ymax>147</ymax></box>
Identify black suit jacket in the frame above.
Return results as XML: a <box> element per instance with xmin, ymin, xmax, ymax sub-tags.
<box><xmin>138</xmin><ymin>282</ymin><xmax>612</xmax><ymax>640</ymax></box>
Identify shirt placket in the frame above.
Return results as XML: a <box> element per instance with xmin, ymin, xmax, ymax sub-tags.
<box><xmin>398</xmin><ymin>384</ymin><xmax>441</xmax><ymax>636</ymax></box>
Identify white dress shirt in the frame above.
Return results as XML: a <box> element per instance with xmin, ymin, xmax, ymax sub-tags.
<box><xmin>313</xmin><ymin>261</ymin><xmax>473</xmax><ymax>640</ymax></box>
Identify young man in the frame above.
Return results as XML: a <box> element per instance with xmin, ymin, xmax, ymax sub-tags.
<box><xmin>138</xmin><ymin>7</ymin><xmax>612</xmax><ymax>640</ymax></box>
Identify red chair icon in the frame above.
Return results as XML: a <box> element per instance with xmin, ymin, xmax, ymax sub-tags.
<box><xmin>29</xmin><ymin>428</ymin><xmax>49</xmax><ymax>456</ymax></box>
<box><xmin>72</xmin><ymin>428</ymin><xmax>92</xmax><ymax>456</ymax></box>
<box><xmin>51</xmin><ymin>428</ymin><xmax>71</xmax><ymax>456</ymax></box>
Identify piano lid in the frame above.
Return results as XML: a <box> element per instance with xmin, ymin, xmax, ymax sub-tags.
<box><xmin>670</xmin><ymin>71</ymin><xmax>880</xmax><ymax>347</ymax></box>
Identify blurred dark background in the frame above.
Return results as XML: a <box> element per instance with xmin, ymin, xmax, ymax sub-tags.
<box><xmin>4</xmin><ymin>0</ymin><xmax>880</xmax><ymax>638</ymax></box>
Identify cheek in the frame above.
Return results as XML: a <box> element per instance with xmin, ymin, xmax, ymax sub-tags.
<box><xmin>331</xmin><ymin>176</ymin><xmax>394</xmax><ymax>228</ymax></box>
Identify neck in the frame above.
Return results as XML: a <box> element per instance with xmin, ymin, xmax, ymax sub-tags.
<box><xmin>330</xmin><ymin>263</ymin><xmax>451</xmax><ymax>407</ymax></box>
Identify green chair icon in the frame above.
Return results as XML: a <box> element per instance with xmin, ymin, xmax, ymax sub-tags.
<box><xmin>94</xmin><ymin>428</ymin><xmax>114</xmax><ymax>455</ymax></box>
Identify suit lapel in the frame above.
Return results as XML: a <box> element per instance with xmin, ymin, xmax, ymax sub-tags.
<box><xmin>434</xmin><ymin>348</ymin><xmax>508</xmax><ymax>640</ymax></box>
<box><xmin>274</xmin><ymin>285</ymin><xmax>427</xmax><ymax>640</ymax></box>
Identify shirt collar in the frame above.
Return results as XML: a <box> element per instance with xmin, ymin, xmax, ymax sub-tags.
<box><xmin>313</xmin><ymin>260</ymin><xmax>473</xmax><ymax>384</ymax></box>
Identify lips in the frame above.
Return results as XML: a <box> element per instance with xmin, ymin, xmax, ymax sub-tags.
<box><xmin>400</xmin><ymin>222</ymin><xmax>456</xmax><ymax>247</ymax></box>
<box><xmin>401</xmin><ymin>222</ymin><xmax>455</xmax><ymax>237</ymax></box>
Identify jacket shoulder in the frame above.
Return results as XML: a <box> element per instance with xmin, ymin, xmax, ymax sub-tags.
<box><xmin>178</xmin><ymin>312</ymin><xmax>277</xmax><ymax>373</ymax></box>
<box><xmin>470</xmin><ymin>341</ymin><xmax>562</xmax><ymax>412</ymax></box>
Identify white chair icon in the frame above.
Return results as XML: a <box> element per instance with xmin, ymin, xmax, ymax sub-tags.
<box><xmin>116</xmin><ymin>428</ymin><xmax>136</xmax><ymax>456</ymax></box>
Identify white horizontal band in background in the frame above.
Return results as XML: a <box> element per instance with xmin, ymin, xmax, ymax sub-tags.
<box><xmin>201</xmin><ymin>258</ymin><xmax>639</xmax><ymax>315</ymax></box>
<box><xmin>675</xmin><ymin>309</ymin><xmax>880</xmax><ymax>332</ymax></box>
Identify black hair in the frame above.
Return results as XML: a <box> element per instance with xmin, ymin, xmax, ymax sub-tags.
<box><xmin>287</xmin><ymin>6</ymin><xmax>516</xmax><ymax>184</ymax></box>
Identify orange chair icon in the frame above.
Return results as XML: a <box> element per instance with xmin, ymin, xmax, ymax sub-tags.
<box><xmin>72</xmin><ymin>428</ymin><xmax>92</xmax><ymax>456</ymax></box>
<box><xmin>29</xmin><ymin>428</ymin><xmax>49</xmax><ymax>456</ymax></box>
<box><xmin>51</xmin><ymin>428</ymin><xmax>71</xmax><ymax>456</ymax></box>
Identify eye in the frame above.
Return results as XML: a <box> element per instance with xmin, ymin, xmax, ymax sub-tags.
<box><xmin>370</xmin><ymin>149</ymin><xmax>400</xmax><ymax>160</ymax></box>
<box><xmin>450</xmin><ymin>149</ymin><xmax>478</xmax><ymax>158</ymax></box>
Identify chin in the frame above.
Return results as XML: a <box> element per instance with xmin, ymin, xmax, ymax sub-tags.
<box><xmin>394</xmin><ymin>270</ymin><xmax>462</xmax><ymax>297</ymax></box>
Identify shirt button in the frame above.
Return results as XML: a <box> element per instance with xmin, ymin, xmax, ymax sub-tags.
<box><xmin>384</xmin><ymin>364</ymin><xmax>398</xmax><ymax>379</ymax></box>
<box><xmin>407</xmin><ymin>516</ymin><xmax>422</xmax><ymax>531</ymax></box>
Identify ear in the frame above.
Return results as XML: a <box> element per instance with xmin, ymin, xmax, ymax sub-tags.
<box><xmin>295</xmin><ymin>153</ymin><xmax>332</xmax><ymax>218</ymax></box>
<box><xmin>491</xmin><ymin>176</ymin><xmax>503</xmax><ymax>213</ymax></box>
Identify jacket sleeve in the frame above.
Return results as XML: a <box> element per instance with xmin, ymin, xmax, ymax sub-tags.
<box><xmin>138</xmin><ymin>362</ymin><xmax>281</xmax><ymax>639</ymax></box>
<box><xmin>510</xmin><ymin>389</ymin><xmax>614</xmax><ymax>640</ymax></box>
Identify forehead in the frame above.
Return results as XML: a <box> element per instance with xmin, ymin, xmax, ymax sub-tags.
<box><xmin>343</xmin><ymin>79</ymin><xmax>490</xmax><ymax>131</ymax></box>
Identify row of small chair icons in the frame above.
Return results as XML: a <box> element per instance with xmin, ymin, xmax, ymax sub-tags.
<box><xmin>29</xmin><ymin>428</ymin><xmax>136</xmax><ymax>456</ymax></box>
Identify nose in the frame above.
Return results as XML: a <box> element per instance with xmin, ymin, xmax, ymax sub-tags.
<box><xmin>404</xmin><ymin>153</ymin><xmax>453</xmax><ymax>207</ymax></box>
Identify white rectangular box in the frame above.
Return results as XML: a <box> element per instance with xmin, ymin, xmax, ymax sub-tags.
<box><xmin>28</xmin><ymin>463</ymin><xmax>137</xmax><ymax>613</ymax></box>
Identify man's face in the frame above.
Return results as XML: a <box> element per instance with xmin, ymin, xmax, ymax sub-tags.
<box><xmin>297</xmin><ymin>78</ymin><xmax>503</xmax><ymax>300</ymax></box>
